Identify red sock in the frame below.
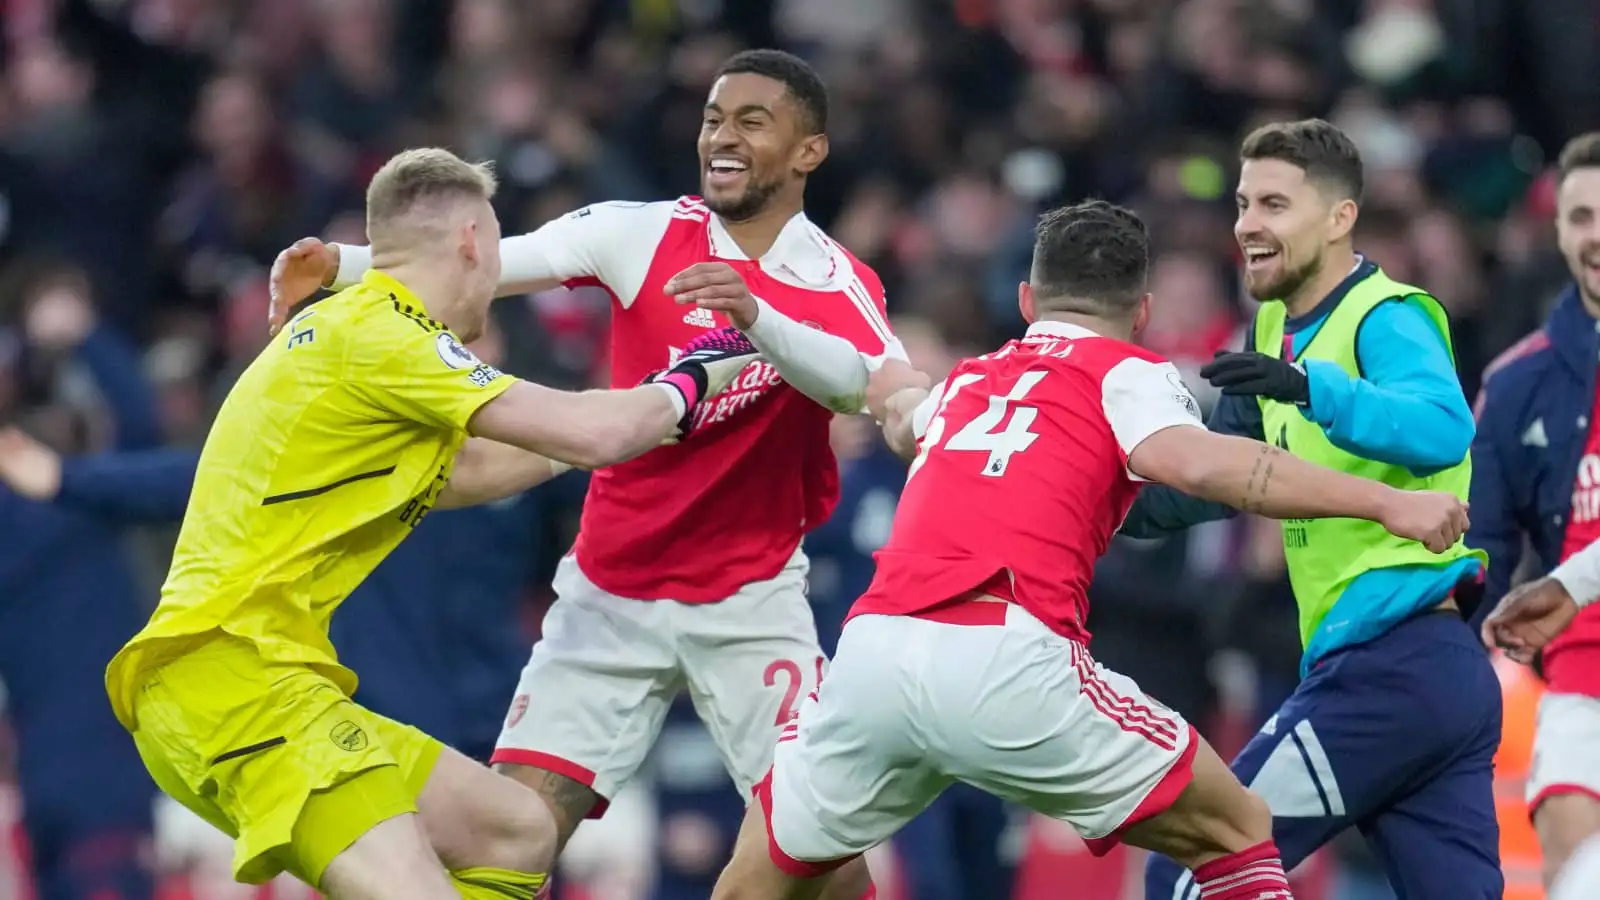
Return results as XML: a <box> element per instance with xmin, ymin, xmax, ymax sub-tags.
<box><xmin>1192</xmin><ymin>841</ymin><xmax>1294</xmax><ymax>899</ymax></box>
<box><xmin>859</xmin><ymin>883</ymin><xmax>877</xmax><ymax>900</ymax></box>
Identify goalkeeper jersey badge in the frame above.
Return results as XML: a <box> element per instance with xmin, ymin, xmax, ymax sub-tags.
<box><xmin>436</xmin><ymin>332</ymin><xmax>480</xmax><ymax>370</ymax></box>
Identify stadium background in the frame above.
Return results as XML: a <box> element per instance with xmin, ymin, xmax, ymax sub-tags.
<box><xmin>0</xmin><ymin>0</ymin><xmax>1595</xmax><ymax>898</ymax></box>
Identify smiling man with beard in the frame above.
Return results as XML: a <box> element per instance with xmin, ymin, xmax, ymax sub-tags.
<box><xmin>1123</xmin><ymin>119</ymin><xmax>1502</xmax><ymax>899</ymax></box>
<box><xmin>1472</xmin><ymin>132</ymin><xmax>1600</xmax><ymax>895</ymax></box>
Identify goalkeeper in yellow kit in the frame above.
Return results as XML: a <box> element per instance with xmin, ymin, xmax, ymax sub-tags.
<box><xmin>103</xmin><ymin>148</ymin><xmax>760</xmax><ymax>900</ymax></box>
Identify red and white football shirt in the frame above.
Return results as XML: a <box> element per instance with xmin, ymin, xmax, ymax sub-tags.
<box><xmin>1544</xmin><ymin>384</ymin><xmax>1600</xmax><ymax>696</ymax></box>
<box><xmin>848</xmin><ymin>321</ymin><xmax>1204</xmax><ymax>643</ymax></box>
<box><xmin>521</xmin><ymin>198</ymin><xmax>895</xmax><ymax>602</ymax></box>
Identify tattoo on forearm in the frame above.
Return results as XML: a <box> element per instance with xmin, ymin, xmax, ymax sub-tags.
<box><xmin>1241</xmin><ymin>446</ymin><xmax>1278</xmax><ymax>513</ymax></box>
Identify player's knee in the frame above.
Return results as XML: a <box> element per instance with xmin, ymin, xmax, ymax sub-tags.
<box><xmin>472</xmin><ymin>792</ymin><xmax>559</xmax><ymax>874</ymax></box>
<box><xmin>1552</xmin><ymin>833</ymin><xmax>1600</xmax><ymax>900</ymax></box>
<box><xmin>708</xmin><ymin>860</ymin><xmax>764</xmax><ymax>900</ymax></box>
<box><xmin>815</xmin><ymin>857</ymin><xmax>871</xmax><ymax>900</ymax></box>
<box><xmin>1128</xmin><ymin>776</ymin><xmax>1272</xmax><ymax>869</ymax></box>
<box><xmin>709</xmin><ymin>874</ymin><xmax>748</xmax><ymax>900</ymax></box>
<box><xmin>710</xmin><ymin>866</ymin><xmax>817</xmax><ymax>900</ymax></box>
<box><xmin>1535</xmin><ymin>794</ymin><xmax>1600</xmax><ymax>886</ymax></box>
<box><xmin>1233</xmin><ymin>787</ymin><xmax>1273</xmax><ymax>843</ymax></box>
<box><xmin>493</xmin><ymin>763</ymin><xmax>593</xmax><ymax>849</ymax></box>
<box><xmin>1180</xmin><ymin>739</ymin><xmax>1272</xmax><ymax>851</ymax></box>
<box><xmin>1185</xmin><ymin>786</ymin><xmax>1271</xmax><ymax>859</ymax></box>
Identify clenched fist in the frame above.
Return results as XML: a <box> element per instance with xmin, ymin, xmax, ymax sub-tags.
<box><xmin>1377</xmin><ymin>489</ymin><xmax>1469</xmax><ymax>554</ymax></box>
<box><xmin>865</xmin><ymin>358</ymin><xmax>931</xmax><ymax>423</ymax></box>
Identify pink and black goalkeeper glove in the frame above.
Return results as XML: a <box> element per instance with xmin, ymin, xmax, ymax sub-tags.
<box><xmin>649</xmin><ymin>326</ymin><xmax>762</xmax><ymax>437</ymax></box>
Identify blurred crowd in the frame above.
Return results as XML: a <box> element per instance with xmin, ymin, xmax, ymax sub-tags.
<box><xmin>0</xmin><ymin>0</ymin><xmax>1597</xmax><ymax>898</ymax></box>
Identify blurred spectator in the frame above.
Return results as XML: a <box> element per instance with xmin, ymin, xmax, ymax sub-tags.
<box><xmin>0</xmin><ymin>260</ymin><xmax>157</xmax><ymax>900</ymax></box>
<box><xmin>289</xmin><ymin>0</ymin><xmax>409</xmax><ymax>186</ymax></box>
<box><xmin>161</xmin><ymin>68</ymin><xmax>351</xmax><ymax>312</ymax></box>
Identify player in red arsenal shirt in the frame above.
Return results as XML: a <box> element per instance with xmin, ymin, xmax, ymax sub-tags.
<box><xmin>269</xmin><ymin>50</ymin><xmax>891</xmax><ymax>897</ymax></box>
<box><xmin>1484</xmin><ymin>532</ymin><xmax>1600</xmax><ymax>899</ymax></box>
<box><xmin>1474</xmin><ymin>132</ymin><xmax>1600</xmax><ymax>891</ymax></box>
<box><xmin>709</xmin><ymin>201</ymin><xmax>1471</xmax><ymax>900</ymax></box>
<box><xmin>1486</xmin><ymin>531</ymin><xmax>1600</xmax><ymax>900</ymax></box>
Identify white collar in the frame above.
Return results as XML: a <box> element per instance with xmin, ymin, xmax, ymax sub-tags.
<box><xmin>707</xmin><ymin>209</ymin><xmax>841</xmax><ymax>287</ymax></box>
<box><xmin>1025</xmin><ymin>321</ymin><xmax>1100</xmax><ymax>341</ymax></box>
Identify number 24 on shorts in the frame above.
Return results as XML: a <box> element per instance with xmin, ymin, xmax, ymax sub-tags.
<box><xmin>910</xmin><ymin>370</ymin><xmax>1047</xmax><ymax>480</ymax></box>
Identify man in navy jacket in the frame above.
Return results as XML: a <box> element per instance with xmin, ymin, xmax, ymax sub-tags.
<box><xmin>1470</xmin><ymin>131</ymin><xmax>1600</xmax><ymax>889</ymax></box>
<box><xmin>0</xmin><ymin>269</ymin><xmax>160</xmax><ymax>900</ymax></box>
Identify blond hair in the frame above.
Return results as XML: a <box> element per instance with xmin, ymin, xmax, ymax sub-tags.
<box><xmin>1559</xmin><ymin>132</ymin><xmax>1600</xmax><ymax>185</ymax></box>
<box><xmin>365</xmin><ymin>147</ymin><xmax>498</xmax><ymax>249</ymax></box>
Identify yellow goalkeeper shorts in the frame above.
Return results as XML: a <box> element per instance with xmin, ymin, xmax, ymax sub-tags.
<box><xmin>125</xmin><ymin>632</ymin><xmax>443</xmax><ymax>886</ymax></box>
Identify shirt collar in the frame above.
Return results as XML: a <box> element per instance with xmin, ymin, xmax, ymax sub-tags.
<box><xmin>706</xmin><ymin>209</ymin><xmax>840</xmax><ymax>286</ymax></box>
<box><xmin>1025</xmin><ymin>320</ymin><xmax>1100</xmax><ymax>341</ymax></box>
<box><xmin>363</xmin><ymin>269</ymin><xmax>428</xmax><ymax>314</ymax></box>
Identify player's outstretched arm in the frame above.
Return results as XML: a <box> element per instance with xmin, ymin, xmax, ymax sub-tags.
<box><xmin>467</xmin><ymin>381</ymin><xmax>685</xmax><ymax>471</ymax></box>
<box><xmin>0</xmin><ymin>427</ymin><xmax>197</xmax><ymax>522</ymax></box>
<box><xmin>464</xmin><ymin>326</ymin><xmax>763</xmax><ymax>470</ymax></box>
<box><xmin>1127</xmin><ymin>427</ymin><xmax>1470</xmax><ymax>553</ymax></box>
<box><xmin>435</xmin><ymin>438</ymin><xmax>575</xmax><ymax>510</ymax></box>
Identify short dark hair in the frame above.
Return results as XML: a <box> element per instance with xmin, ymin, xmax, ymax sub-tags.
<box><xmin>1240</xmin><ymin>118</ymin><xmax>1364</xmax><ymax>201</ymax></box>
<box><xmin>1030</xmin><ymin>200</ymin><xmax>1150</xmax><ymax>318</ymax></box>
<box><xmin>1558</xmin><ymin>133</ymin><xmax>1600</xmax><ymax>184</ymax></box>
<box><xmin>715</xmin><ymin>49</ymin><xmax>828</xmax><ymax>134</ymax></box>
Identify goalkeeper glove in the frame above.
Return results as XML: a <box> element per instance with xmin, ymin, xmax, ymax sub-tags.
<box><xmin>649</xmin><ymin>326</ymin><xmax>762</xmax><ymax>438</ymax></box>
<box><xmin>1200</xmin><ymin>350</ymin><xmax>1310</xmax><ymax>406</ymax></box>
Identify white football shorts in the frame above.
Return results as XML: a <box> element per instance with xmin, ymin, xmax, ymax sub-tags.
<box><xmin>755</xmin><ymin>604</ymin><xmax>1197</xmax><ymax>874</ymax></box>
<box><xmin>493</xmin><ymin>549</ymin><xmax>824</xmax><ymax>815</ymax></box>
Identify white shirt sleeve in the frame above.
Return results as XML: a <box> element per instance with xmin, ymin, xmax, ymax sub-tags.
<box><xmin>333</xmin><ymin>201</ymin><xmax>675</xmax><ymax>307</ymax></box>
<box><xmin>1551</xmin><ymin>542</ymin><xmax>1600</xmax><ymax>608</ymax></box>
<box><xmin>744</xmin><ymin>298</ymin><xmax>885</xmax><ymax>414</ymax></box>
<box><xmin>1101</xmin><ymin>357</ymin><xmax>1206</xmax><ymax>481</ymax></box>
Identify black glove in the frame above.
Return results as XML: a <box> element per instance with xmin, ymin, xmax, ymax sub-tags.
<box><xmin>1199</xmin><ymin>350</ymin><xmax>1310</xmax><ymax>405</ymax></box>
<box><xmin>647</xmin><ymin>326</ymin><xmax>762</xmax><ymax>437</ymax></box>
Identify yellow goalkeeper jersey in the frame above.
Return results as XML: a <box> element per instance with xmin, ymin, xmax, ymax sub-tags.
<box><xmin>106</xmin><ymin>270</ymin><xmax>515</xmax><ymax>729</ymax></box>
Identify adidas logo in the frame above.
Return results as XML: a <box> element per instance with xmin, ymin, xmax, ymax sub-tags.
<box><xmin>683</xmin><ymin>308</ymin><xmax>716</xmax><ymax>328</ymax></box>
<box><xmin>1523</xmin><ymin>418</ymin><xmax>1548</xmax><ymax>448</ymax></box>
